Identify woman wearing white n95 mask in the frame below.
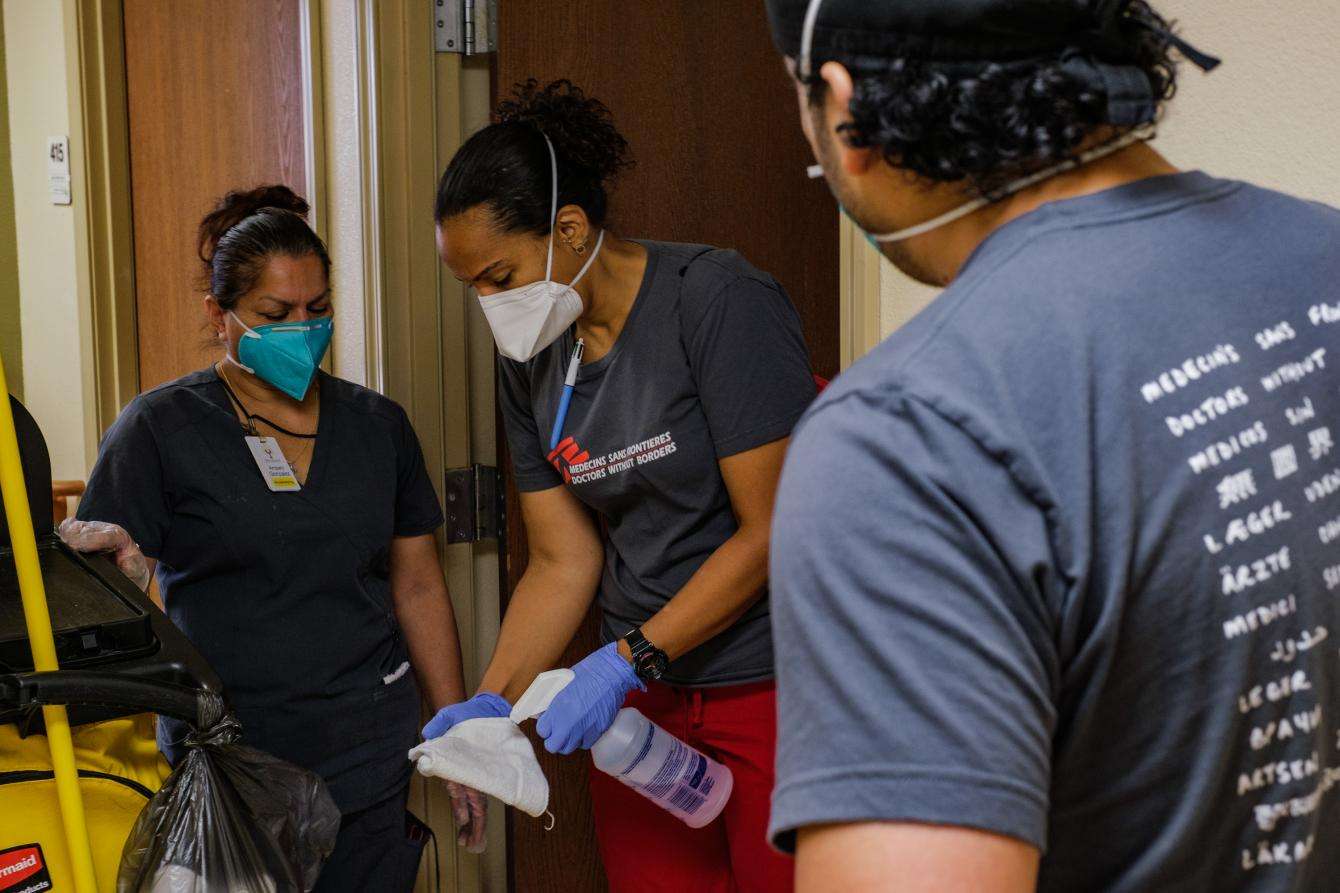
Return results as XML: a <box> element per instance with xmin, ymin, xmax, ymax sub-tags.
<box><xmin>427</xmin><ymin>79</ymin><xmax>818</xmax><ymax>892</ymax></box>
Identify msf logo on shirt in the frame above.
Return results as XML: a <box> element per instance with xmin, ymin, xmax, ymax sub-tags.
<box><xmin>552</xmin><ymin>431</ymin><xmax>681</xmax><ymax>487</ymax></box>
<box><xmin>548</xmin><ymin>436</ymin><xmax>591</xmax><ymax>485</ymax></box>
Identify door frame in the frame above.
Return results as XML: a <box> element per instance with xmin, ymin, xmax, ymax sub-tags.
<box><xmin>840</xmin><ymin>215</ymin><xmax>883</xmax><ymax>367</ymax></box>
<box><xmin>67</xmin><ymin>0</ymin><xmax>136</xmax><ymax>444</ymax></box>
<box><xmin>369</xmin><ymin>2</ymin><xmax>504</xmax><ymax>885</ymax></box>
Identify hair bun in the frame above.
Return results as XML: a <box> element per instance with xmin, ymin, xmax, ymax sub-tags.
<box><xmin>495</xmin><ymin>79</ymin><xmax>632</xmax><ymax>184</ymax></box>
<box><xmin>197</xmin><ymin>184</ymin><xmax>309</xmax><ymax>265</ymax></box>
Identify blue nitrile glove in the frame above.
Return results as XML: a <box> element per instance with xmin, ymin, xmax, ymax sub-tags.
<box><xmin>422</xmin><ymin>692</ymin><xmax>512</xmax><ymax>740</ymax></box>
<box><xmin>537</xmin><ymin>642</ymin><xmax>645</xmax><ymax>755</ymax></box>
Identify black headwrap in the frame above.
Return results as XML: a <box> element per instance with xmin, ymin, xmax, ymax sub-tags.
<box><xmin>764</xmin><ymin>0</ymin><xmax>1220</xmax><ymax>126</ymax></box>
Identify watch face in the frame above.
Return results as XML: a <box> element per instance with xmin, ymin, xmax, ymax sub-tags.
<box><xmin>636</xmin><ymin>649</ymin><xmax>669</xmax><ymax>680</ymax></box>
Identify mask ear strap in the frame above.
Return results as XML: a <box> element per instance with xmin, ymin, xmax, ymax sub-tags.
<box><xmin>229</xmin><ymin>310</ymin><xmax>260</xmax><ymax>338</ymax></box>
<box><xmin>225</xmin><ymin>311</ymin><xmax>258</xmax><ymax>374</ymax></box>
<box><xmin>541</xmin><ymin>133</ymin><xmax>559</xmax><ymax>282</ymax></box>
<box><xmin>798</xmin><ymin>0</ymin><xmax>826</xmax><ymax>80</ymax></box>
<box><xmin>868</xmin><ymin>126</ymin><xmax>1151</xmax><ymax>243</ymax></box>
<box><xmin>567</xmin><ymin>230</ymin><xmax>605</xmax><ymax>289</ymax></box>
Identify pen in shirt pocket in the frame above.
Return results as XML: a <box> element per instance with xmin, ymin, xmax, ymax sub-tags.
<box><xmin>550</xmin><ymin>338</ymin><xmax>585</xmax><ymax>451</ymax></box>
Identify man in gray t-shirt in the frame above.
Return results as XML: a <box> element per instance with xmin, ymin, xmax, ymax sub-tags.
<box><xmin>765</xmin><ymin>1</ymin><xmax>1338</xmax><ymax>890</ymax></box>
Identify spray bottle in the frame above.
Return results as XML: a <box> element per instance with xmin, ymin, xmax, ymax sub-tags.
<box><xmin>512</xmin><ymin>669</ymin><xmax>733</xmax><ymax>829</ymax></box>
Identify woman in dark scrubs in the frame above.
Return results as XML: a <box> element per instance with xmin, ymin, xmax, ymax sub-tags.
<box><xmin>423</xmin><ymin>81</ymin><xmax>816</xmax><ymax>892</ymax></box>
<box><xmin>66</xmin><ymin>185</ymin><xmax>466</xmax><ymax>892</ymax></box>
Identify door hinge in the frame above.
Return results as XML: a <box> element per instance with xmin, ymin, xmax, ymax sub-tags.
<box><xmin>443</xmin><ymin>465</ymin><xmax>505</xmax><ymax>544</ymax></box>
<box><xmin>433</xmin><ymin>0</ymin><xmax>497</xmax><ymax>55</ymax></box>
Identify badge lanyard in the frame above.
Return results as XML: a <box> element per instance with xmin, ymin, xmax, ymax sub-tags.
<box><xmin>218</xmin><ymin>365</ymin><xmax>316</xmax><ymax>492</ymax></box>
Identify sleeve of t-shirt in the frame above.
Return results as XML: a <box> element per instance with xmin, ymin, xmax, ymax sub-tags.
<box><xmin>767</xmin><ymin>386</ymin><xmax>1061</xmax><ymax>854</ymax></box>
<box><xmin>392</xmin><ymin>405</ymin><xmax>446</xmax><ymax>537</ymax></box>
<box><xmin>497</xmin><ymin>358</ymin><xmax>564</xmax><ymax>492</ymax></box>
<box><xmin>680</xmin><ymin>263</ymin><xmax>817</xmax><ymax>457</ymax></box>
<box><xmin>76</xmin><ymin>397</ymin><xmax>172</xmax><ymax>559</ymax></box>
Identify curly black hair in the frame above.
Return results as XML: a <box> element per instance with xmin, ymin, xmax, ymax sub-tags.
<box><xmin>435</xmin><ymin>79</ymin><xmax>634</xmax><ymax>233</ymax></box>
<box><xmin>810</xmin><ymin>2</ymin><xmax>1179</xmax><ymax>194</ymax></box>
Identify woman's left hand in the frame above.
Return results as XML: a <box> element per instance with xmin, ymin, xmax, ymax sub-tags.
<box><xmin>537</xmin><ymin>642</ymin><xmax>644</xmax><ymax>754</ymax></box>
<box><xmin>58</xmin><ymin>518</ymin><xmax>152</xmax><ymax>590</ymax></box>
<box><xmin>446</xmin><ymin>781</ymin><xmax>490</xmax><ymax>853</ymax></box>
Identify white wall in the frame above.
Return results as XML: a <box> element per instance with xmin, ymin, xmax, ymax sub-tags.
<box><xmin>878</xmin><ymin>0</ymin><xmax>1340</xmax><ymax>338</ymax></box>
<box><xmin>1158</xmin><ymin>0</ymin><xmax>1340</xmax><ymax>201</ymax></box>
<box><xmin>3</xmin><ymin>0</ymin><xmax>96</xmax><ymax>479</ymax></box>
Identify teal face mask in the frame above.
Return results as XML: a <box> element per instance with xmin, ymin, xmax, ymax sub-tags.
<box><xmin>229</xmin><ymin>312</ymin><xmax>333</xmax><ymax>401</ymax></box>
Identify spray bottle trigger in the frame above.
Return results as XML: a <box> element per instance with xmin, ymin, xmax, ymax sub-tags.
<box><xmin>510</xmin><ymin>668</ymin><xmax>575</xmax><ymax>723</ymax></box>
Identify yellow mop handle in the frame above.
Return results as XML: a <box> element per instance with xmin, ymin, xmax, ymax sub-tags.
<box><xmin>0</xmin><ymin>355</ymin><xmax>99</xmax><ymax>893</ymax></box>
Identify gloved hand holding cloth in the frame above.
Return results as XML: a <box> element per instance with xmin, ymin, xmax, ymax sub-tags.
<box><xmin>422</xmin><ymin>691</ymin><xmax>512</xmax><ymax>740</ymax></box>
<box><xmin>419</xmin><ymin>692</ymin><xmax>513</xmax><ymax>852</ymax></box>
<box><xmin>412</xmin><ymin>645</ymin><xmax>644</xmax><ymax>853</ymax></box>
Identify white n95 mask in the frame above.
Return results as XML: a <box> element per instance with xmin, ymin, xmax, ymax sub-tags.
<box><xmin>479</xmin><ymin>133</ymin><xmax>605</xmax><ymax>362</ymax></box>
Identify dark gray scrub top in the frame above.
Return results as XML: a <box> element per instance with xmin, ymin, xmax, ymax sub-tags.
<box><xmin>78</xmin><ymin>367</ymin><xmax>445</xmax><ymax>813</ymax></box>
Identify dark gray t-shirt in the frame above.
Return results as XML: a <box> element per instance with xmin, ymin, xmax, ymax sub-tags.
<box><xmin>499</xmin><ymin>240</ymin><xmax>816</xmax><ymax>686</ymax></box>
<box><xmin>78</xmin><ymin>368</ymin><xmax>444</xmax><ymax>812</ymax></box>
<box><xmin>769</xmin><ymin>173</ymin><xmax>1340</xmax><ymax>890</ymax></box>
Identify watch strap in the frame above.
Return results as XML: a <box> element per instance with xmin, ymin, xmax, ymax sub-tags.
<box><xmin>624</xmin><ymin>627</ymin><xmax>653</xmax><ymax>659</ymax></box>
<box><xmin>623</xmin><ymin>627</ymin><xmax>668</xmax><ymax>680</ymax></box>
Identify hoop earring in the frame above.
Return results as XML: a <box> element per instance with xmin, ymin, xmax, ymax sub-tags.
<box><xmin>574</xmin><ymin>242</ymin><xmax>587</xmax><ymax>256</ymax></box>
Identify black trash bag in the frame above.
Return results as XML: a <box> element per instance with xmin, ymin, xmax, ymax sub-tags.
<box><xmin>117</xmin><ymin>709</ymin><xmax>341</xmax><ymax>892</ymax></box>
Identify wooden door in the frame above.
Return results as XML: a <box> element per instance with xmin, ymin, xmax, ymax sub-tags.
<box><xmin>496</xmin><ymin>3</ymin><xmax>840</xmax><ymax>890</ymax></box>
<box><xmin>123</xmin><ymin>0</ymin><xmax>308</xmax><ymax>390</ymax></box>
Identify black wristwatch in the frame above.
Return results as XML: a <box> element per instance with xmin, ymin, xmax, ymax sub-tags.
<box><xmin>623</xmin><ymin>627</ymin><xmax>670</xmax><ymax>681</ymax></box>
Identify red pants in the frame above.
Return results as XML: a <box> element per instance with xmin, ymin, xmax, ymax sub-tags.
<box><xmin>589</xmin><ymin>680</ymin><xmax>793</xmax><ymax>893</ymax></box>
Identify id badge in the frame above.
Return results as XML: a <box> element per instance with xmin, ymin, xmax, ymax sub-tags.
<box><xmin>244</xmin><ymin>435</ymin><xmax>302</xmax><ymax>492</ymax></box>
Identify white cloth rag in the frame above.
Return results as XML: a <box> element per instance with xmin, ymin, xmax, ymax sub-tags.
<box><xmin>409</xmin><ymin>717</ymin><xmax>550</xmax><ymax>818</ymax></box>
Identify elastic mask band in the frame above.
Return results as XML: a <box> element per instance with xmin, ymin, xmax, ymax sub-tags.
<box><xmin>867</xmin><ymin>125</ymin><xmax>1153</xmax><ymax>243</ymax></box>
<box><xmin>567</xmin><ymin>230</ymin><xmax>605</xmax><ymax>290</ymax></box>
<box><xmin>541</xmin><ymin>134</ymin><xmax>559</xmax><ymax>281</ymax></box>
<box><xmin>798</xmin><ymin>0</ymin><xmax>826</xmax><ymax>80</ymax></box>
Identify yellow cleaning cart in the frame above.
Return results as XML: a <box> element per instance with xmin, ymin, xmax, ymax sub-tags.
<box><xmin>0</xmin><ymin>361</ymin><xmax>226</xmax><ymax>892</ymax></box>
